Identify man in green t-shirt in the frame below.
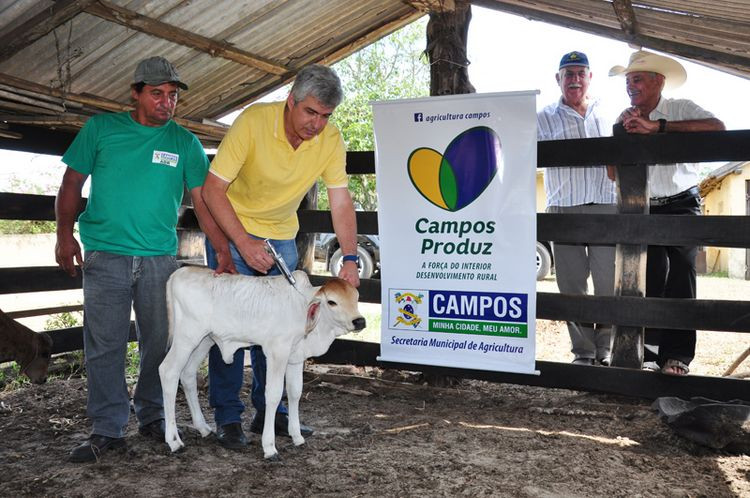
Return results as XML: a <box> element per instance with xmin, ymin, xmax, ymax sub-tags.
<box><xmin>56</xmin><ymin>56</ymin><xmax>232</xmax><ymax>463</ymax></box>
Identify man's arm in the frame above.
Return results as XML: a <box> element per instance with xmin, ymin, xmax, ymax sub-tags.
<box><xmin>189</xmin><ymin>186</ymin><xmax>236</xmax><ymax>274</ymax></box>
<box><xmin>659</xmin><ymin>118</ymin><xmax>725</xmax><ymax>133</ymax></box>
<box><xmin>55</xmin><ymin>167</ymin><xmax>86</xmax><ymax>277</ymax></box>
<box><xmin>328</xmin><ymin>186</ymin><xmax>360</xmax><ymax>287</ymax></box>
<box><xmin>201</xmin><ymin>172</ymin><xmax>274</xmax><ymax>273</ymax></box>
<box><xmin>622</xmin><ymin>115</ymin><xmax>725</xmax><ymax>134</ymax></box>
<box><xmin>611</xmin><ymin>111</ymin><xmax>725</xmax><ymax>179</ymax></box>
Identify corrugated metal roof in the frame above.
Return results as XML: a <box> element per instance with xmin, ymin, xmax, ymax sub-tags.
<box><xmin>0</xmin><ymin>0</ymin><xmax>748</xmax><ymax>146</ymax></box>
<box><xmin>0</xmin><ymin>0</ymin><xmax>423</xmax><ymax>145</ymax></box>
<box><xmin>476</xmin><ymin>0</ymin><xmax>750</xmax><ymax>77</ymax></box>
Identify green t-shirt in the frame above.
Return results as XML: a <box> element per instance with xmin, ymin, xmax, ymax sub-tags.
<box><xmin>62</xmin><ymin>112</ymin><xmax>209</xmax><ymax>256</ymax></box>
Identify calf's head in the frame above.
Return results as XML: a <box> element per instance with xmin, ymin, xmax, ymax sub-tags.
<box><xmin>305</xmin><ymin>278</ymin><xmax>366</xmax><ymax>335</ymax></box>
<box><xmin>19</xmin><ymin>333</ymin><xmax>53</xmax><ymax>384</ymax></box>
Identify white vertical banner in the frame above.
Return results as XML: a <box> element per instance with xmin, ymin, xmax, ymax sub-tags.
<box><xmin>372</xmin><ymin>91</ymin><xmax>538</xmax><ymax>374</ymax></box>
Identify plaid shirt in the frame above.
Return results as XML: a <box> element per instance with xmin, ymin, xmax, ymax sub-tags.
<box><xmin>537</xmin><ymin>98</ymin><xmax>616</xmax><ymax>207</ymax></box>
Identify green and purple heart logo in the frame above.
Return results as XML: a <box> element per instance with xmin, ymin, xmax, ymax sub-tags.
<box><xmin>407</xmin><ymin>126</ymin><xmax>502</xmax><ymax>211</ymax></box>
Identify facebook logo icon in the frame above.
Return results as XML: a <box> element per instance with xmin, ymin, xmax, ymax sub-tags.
<box><xmin>414</xmin><ymin>112</ymin><xmax>423</xmax><ymax>122</ymax></box>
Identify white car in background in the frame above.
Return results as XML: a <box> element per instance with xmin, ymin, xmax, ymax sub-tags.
<box><xmin>315</xmin><ymin>233</ymin><xmax>380</xmax><ymax>280</ymax></box>
<box><xmin>315</xmin><ymin>234</ymin><xmax>551</xmax><ymax>281</ymax></box>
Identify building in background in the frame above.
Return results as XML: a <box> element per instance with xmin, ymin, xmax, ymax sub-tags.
<box><xmin>700</xmin><ymin>161</ymin><xmax>750</xmax><ymax>279</ymax></box>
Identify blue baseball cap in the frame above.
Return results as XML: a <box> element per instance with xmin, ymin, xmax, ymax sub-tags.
<box><xmin>559</xmin><ymin>51</ymin><xmax>589</xmax><ymax>69</ymax></box>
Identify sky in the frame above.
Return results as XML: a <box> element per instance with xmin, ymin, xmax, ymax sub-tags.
<box><xmin>1</xmin><ymin>6</ymin><xmax>749</xmax><ymax>193</ymax></box>
<box><xmin>467</xmin><ymin>6</ymin><xmax>749</xmax><ymax>131</ymax></box>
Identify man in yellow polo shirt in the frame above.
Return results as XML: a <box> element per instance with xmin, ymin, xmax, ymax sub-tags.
<box><xmin>202</xmin><ymin>64</ymin><xmax>360</xmax><ymax>449</ymax></box>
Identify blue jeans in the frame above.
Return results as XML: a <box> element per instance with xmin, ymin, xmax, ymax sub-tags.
<box><xmin>205</xmin><ymin>235</ymin><xmax>298</xmax><ymax>427</ymax></box>
<box><xmin>81</xmin><ymin>251</ymin><xmax>178</xmax><ymax>438</ymax></box>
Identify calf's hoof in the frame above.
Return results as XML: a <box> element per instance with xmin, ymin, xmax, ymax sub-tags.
<box><xmin>292</xmin><ymin>435</ymin><xmax>305</xmax><ymax>447</ymax></box>
<box><xmin>264</xmin><ymin>452</ymin><xmax>282</xmax><ymax>462</ymax></box>
<box><xmin>166</xmin><ymin>438</ymin><xmax>184</xmax><ymax>453</ymax></box>
<box><xmin>195</xmin><ymin>423</ymin><xmax>214</xmax><ymax>438</ymax></box>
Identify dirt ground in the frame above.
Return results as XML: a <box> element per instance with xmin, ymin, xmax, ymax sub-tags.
<box><xmin>1</xmin><ymin>275</ymin><xmax>749</xmax><ymax>497</ymax></box>
<box><xmin>0</xmin><ymin>363</ymin><xmax>748</xmax><ymax>497</ymax></box>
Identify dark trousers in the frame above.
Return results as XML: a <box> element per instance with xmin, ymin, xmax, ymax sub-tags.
<box><xmin>644</xmin><ymin>188</ymin><xmax>701</xmax><ymax>366</ymax></box>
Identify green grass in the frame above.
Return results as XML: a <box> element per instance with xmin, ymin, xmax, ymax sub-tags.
<box><xmin>0</xmin><ymin>363</ymin><xmax>29</xmax><ymax>391</ymax></box>
<box><xmin>703</xmin><ymin>270</ymin><xmax>729</xmax><ymax>278</ymax></box>
<box><xmin>125</xmin><ymin>342</ymin><xmax>140</xmax><ymax>383</ymax></box>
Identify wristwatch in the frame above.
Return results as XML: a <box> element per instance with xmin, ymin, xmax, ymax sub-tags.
<box><xmin>657</xmin><ymin>118</ymin><xmax>667</xmax><ymax>133</ymax></box>
<box><xmin>342</xmin><ymin>254</ymin><xmax>359</xmax><ymax>264</ymax></box>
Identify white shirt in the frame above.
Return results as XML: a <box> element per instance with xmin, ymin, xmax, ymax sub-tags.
<box><xmin>648</xmin><ymin>97</ymin><xmax>715</xmax><ymax>198</ymax></box>
<box><xmin>537</xmin><ymin>98</ymin><xmax>616</xmax><ymax>207</ymax></box>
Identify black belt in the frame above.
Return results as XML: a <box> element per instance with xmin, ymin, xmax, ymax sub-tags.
<box><xmin>650</xmin><ymin>186</ymin><xmax>700</xmax><ymax>206</ymax></box>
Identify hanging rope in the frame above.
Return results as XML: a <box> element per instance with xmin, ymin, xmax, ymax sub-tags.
<box><xmin>53</xmin><ymin>21</ymin><xmax>76</xmax><ymax>111</ymax></box>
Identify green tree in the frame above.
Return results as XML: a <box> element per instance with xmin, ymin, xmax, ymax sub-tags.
<box><xmin>319</xmin><ymin>18</ymin><xmax>429</xmax><ymax>210</ymax></box>
<box><xmin>0</xmin><ymin>219</ymin><xmax>57</xmax><ymax>234</ymax></box>
<box><xmin>44</xmin><ymin>311</ymin><xmax>82</xmax><ymax>330</ymax></box>
<box><xmin>0</xmin><ymin>159</ymin><xmax>62</xmax><ymax>234</ymax></box>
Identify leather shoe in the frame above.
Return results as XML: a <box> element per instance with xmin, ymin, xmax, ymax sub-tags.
<box><xmin>69</xmin><ymin>434</ymin><xmax>126</xmax><ymax>463</ymax></box>
<box><xmin>216</xmin><ymin>422</ymin><xmax>247</xmax><ymax>450</ymax></box>
<box><xmin>250</xmin><ymin>412</ymin><xmax>314</xmax><ymax>437</ymax></box>
<box><xmin>572</xmin><ymin>357</ymin><xmax>595</xmax><ymax>366</ymax></box>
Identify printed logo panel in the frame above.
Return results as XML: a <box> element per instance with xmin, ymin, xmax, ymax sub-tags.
<box><xmin>407</xmin><ymin>127</ymin><xmax>502</xmax><ymax>212</ymax></box>
<box><xmin>389</xmin><ymin>288</ymin><xmax>528</xmax><ymax>338</ymax></box>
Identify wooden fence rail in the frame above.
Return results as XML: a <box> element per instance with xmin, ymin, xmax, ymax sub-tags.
<box><xmin>2</xmin><ymin>129</ymin><xmax>750</xmax><ymax>400</ymax></box>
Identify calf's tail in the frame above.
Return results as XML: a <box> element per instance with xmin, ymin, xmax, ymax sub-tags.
<box><xmin>165</xmin><ymin>273</ymin><xmax>176</xmax><ymax>348</ymax></box>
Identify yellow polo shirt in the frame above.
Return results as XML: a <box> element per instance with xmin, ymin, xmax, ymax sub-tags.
<box><xmin>210</xmin><ymin>101</ymin><xmax>348</xmax><ymax>239</ymax></box>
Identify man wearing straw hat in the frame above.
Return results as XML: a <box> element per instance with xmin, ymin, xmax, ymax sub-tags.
<box><xmin>609</xmin><ymin>50</ymin><xmax>725</xmax><ymax>376</ymax></box>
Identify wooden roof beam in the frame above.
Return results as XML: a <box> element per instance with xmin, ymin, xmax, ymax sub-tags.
<box><xmin>0</xmin><ymin>129</ymin><xmax>23</xmax><ymax>140</ymax></box>
<box><xmin>197</xmin><ymin>9</ymin><xmax>424</xmax><ymax>118</ymax></box>
<box><xmin>406</xmin><ymin>0</ymin><xmax>456</xmax><ymax>13</ymax></box>
<box><xmin>0</xmin><ymin>73</ymin><xmax>227</xmax><ymax>140</ymax></box>
<box><xmin>83</xmin><ymin>1</ymin><xmax>290</xmax><ymax>76</ymax></box>
<box><xmin>0</xmin><ymin>0</ymin><xmax>98</xmax><ymax>64</ymax></box>
<box><xmin>472</xmin><ymin>0</ymin><xmax>750</xmax><ymax>70</ymax></box>
<box><xmin>0</xmin><ymin>114</ymin><xmax>89</xmax><ymax>128</ymax></box>
<box><xmin>0</xmin><ymin>72</ymin><xmax>127</xmax><ymax>113</ymax></box>
<box><xmin>612</xmin><ymin>0</ymin><xmax>639</xmax><ymax>39</ymax></box>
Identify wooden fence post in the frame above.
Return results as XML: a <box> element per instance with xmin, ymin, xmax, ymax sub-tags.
<box><xmin>296</xmin><ymin>184</ymin><xmax>318</xmax><ymax>273</ymax></box>
<box><xmin>425</xmin><ymin>0</ymin><xmax>475</xmax><ymax>96</ymax></box>
<box><xmin>610</xmin><ymin>124</ymin><xmax>648</xmax><ymax>368</ymax></box>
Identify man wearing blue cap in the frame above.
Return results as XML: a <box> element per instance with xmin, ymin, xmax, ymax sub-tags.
<box><xmin>537</xmin><ymin>51</ymin><xmax>617</xmax><ymax>366</ymax></box>
<box><xmin>56</xmin><ymin>56</ymin><xmax>233</xmax><ymax>462</ymax></box>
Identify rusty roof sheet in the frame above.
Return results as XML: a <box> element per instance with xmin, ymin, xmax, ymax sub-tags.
<box><xmin>0</xmin><ymin>0</ymin><xmax>748</xmax><ymax>145</ymax></box>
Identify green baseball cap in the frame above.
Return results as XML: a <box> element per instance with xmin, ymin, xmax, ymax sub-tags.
<box><xmin>133</xmin><ymin>56</ymin><xmax>188</xmax><ymax>90</ymax></box>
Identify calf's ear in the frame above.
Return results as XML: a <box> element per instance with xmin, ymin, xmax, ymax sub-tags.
<box><xmin>305</xmin><ymin>300</ymin><xmax>321</xmax><ymax>335</ymax></box>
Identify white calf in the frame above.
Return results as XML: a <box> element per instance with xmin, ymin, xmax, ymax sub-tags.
<box><xmin>158</xmin><ymin>266</ymin><xmax>365</xmax><ymax>459</ymax></box>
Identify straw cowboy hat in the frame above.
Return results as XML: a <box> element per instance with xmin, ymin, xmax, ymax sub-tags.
<box><xmin>609</xmin><ymin>50</ymin><xmax>687</xmax><ymax>91</ymax></box>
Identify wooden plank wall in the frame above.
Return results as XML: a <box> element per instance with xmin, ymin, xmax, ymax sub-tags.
<box><xmin>2</xmin><ymin>129</ymin><xmax>750</xmax><ymax>400</ymax></box>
